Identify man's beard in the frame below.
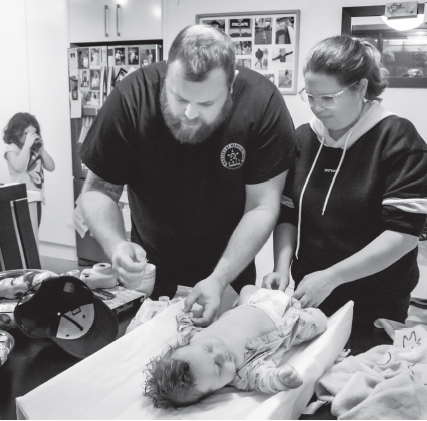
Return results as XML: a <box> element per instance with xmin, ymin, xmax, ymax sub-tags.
<box><xmin>160</xmin><ymin>84</ymin><xmax>233</xmax><ymax>145</ymax></box>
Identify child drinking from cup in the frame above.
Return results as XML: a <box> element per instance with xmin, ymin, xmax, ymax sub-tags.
<box><xmin>3</xmin><ymin>112</ymin><xmax>55</xmax><ymax>225</ymax></box>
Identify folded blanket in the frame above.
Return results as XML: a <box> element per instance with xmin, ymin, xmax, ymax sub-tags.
<box><xmin>315</xmin><ymin>343</ymin><xmax>427</xmax><ymax>419</ymax></box>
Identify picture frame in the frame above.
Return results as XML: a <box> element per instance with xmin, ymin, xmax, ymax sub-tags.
<box><xmin>77</xmin><ymin>47</ymin><xmax>89</xmax><ymax>70</ymax></box>
<box><xmin>342</xmin><ymin>5</ymin><xmax>427</xmax><ymax>88</ymax></box>
<box><xmin>89</xmin><ymin>47</ymin><xmax>101</xmax><ymax>69</ymax></box>
<box><xmin>128</xmin><ymin>47</ymin><xmax>140</xmax><ymax>65</ymax></box>
<box><xmin>90</xmin><ymin>69</ymin><xmax>101</xmax><ymax>90</ymax></box>
<box><xmin>114</xmin><ymin>67</ymin><xmax>128</xmax><ymax>85</ymax></box>
<box><xmin>114</xmin><ymin>47</ymin><xmax>126</xmax><ymax>66</ymax></box>
<box><xmin>197</xmin><ymin>10</ymin><xmax>301</xmax><ymax>94</ymax></box>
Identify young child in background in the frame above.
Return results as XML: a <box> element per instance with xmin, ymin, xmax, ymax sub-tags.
<box><xmin>3</xmin><ymin>112</ymin><xmax>55</xmax><ymax>225</ymax></box>
<box><xmin>144</xmin><ymin>285</ymin><xmax>327</xmax><ymax>409</ymax></box>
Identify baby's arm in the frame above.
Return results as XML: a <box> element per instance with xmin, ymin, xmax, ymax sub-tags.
<box><xmin>176</xmin><ymin>311</ymin><xmax>203</xmax><ymax>345</ymax></box>
<box><xmin>237</xmin><ymin>285</ymin><xmax>260</xmax><ymax>306</ymax></box>
<box><xmin>244</xmin><ymin>362</ymin><xmax>302</xmax><ymax>393</ymax></box>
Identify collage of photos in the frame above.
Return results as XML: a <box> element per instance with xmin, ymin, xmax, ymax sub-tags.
<box><xmin>112</xmin><ymin>45</ymin><xmax>160</xmax><ymax>86</ymax></box>
<box><xmin>72</xmin><ymin>46</ymin><xmax>107</xmax><ymax>110</ymax></box>
<box><xmin>200</xmin><ymin>11</ymin><xmax>300</xmax><ymax>94</ymax></box>
<box><xmin>68</xmin><ymin>44</ymin><xmax>162</xmax><ymax>115</ymax></box>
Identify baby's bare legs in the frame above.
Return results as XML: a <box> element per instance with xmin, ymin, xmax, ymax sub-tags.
<box><xmin>237</xmin><ymin>285</ymin><xmax>260</xmax><ymax>306</ymax></box>
<box><xmin>278</xmin><ymin>365</ymin><xmax>303</xmax><ymax>389</ymax></box>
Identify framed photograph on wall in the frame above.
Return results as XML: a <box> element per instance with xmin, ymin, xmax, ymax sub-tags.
<box><xmin>197</xmin><ymin>10</ymin><xmax>300</xmax><ymax>94</ymax></box>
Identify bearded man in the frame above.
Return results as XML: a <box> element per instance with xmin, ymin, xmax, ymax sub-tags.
<box><xmin>79</xmin><ymin>25</ymin><xmax>295</xmax><ymax>327</ymax></box>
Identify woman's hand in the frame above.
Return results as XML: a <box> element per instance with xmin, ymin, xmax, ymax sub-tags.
<box><xmin>262</xmin><ymin>271</ymin><xmax>289</xmax><ymax>291</ymax></box>
<box><xmin>292</xmin><ymin>269</ymin><xmax>337</xmax><ymax>308</ymax></box>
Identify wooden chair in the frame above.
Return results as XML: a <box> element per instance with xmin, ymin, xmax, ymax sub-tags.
<box><xmin>0</xmin><ymin>183</ymin><xmax>41</xmax><ymax>271</ymax></box>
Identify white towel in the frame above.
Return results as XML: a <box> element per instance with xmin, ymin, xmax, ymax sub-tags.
<box><xmin>315</xmin><ymin>343</ymin><xmax>427</xmax><ymax>419</ymax></box>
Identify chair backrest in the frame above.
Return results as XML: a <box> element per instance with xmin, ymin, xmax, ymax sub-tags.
<box><xmin>0</xmin><ymin>183</ymin><xmax>41</xmax><ymax>271</ymax></box>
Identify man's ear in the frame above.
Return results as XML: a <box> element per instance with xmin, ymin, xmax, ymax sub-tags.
<box><xmin>230</xmin><ymin>70</ymin><xmax>239</xmax><ymax>94</ymax></box>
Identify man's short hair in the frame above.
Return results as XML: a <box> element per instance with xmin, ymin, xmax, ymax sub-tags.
<box><xmin>168</xmin><ymin>25</ymin><xmax>236</xmax><ymax>88</ymax></box>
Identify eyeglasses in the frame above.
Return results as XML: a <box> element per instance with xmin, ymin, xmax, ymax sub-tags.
<box><xmin>298</xmin><ymin>81</ymin><xmax>359</xmax><ymax>109</ymax></box>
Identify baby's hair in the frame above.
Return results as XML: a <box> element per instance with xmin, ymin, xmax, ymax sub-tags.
<box><xmin>143</xmin><ymin>344</ymin><xmax>213</xmax><ymax>409</ymax></box>
<box><xmin>3</xmin><ymin>112</ymin><xmax>41</xmax><ymax>148</ymax></box>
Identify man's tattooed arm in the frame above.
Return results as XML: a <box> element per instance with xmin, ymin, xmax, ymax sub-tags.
<box><xmin>82</xmin><ymin>170</ymin><xmax>124</xmax><ymax>203</ymax></box>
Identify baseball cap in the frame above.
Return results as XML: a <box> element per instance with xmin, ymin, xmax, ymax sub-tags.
<box><xmin>14</xmin><ymin>275</ymin><xmax>119</xmax><ymax>359</ymax></box>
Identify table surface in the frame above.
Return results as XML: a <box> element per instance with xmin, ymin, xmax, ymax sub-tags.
<box><xmin>0</xmin><ymin>307</ymin><xmax>138</xmax><ymax>420</ymax></box>
<box><xmin>0</xmin><ymin>310</ymin><xmax>393</xmax><ymax>420</ymax></box>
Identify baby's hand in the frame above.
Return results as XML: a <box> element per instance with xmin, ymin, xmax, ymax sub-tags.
<box><xmin>278</xmin><ymin>365</ymin><xmax>303</xmax><ymax>389</ymax></box>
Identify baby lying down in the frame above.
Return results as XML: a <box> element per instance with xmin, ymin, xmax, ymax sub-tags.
<box><xmin>144</xmin><ymin>285</ymin><xmax>327</xmax><ymax>409</ymax></box>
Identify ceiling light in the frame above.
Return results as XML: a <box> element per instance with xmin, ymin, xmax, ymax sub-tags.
<box><xmin>381</xmin><ymin>14</ymin><xmax>425</xmax><ymax>30</ymax></box>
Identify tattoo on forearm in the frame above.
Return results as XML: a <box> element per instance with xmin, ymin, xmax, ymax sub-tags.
<box><xmin>84</xmin><ymin>171</ymin><xmax>124</xmax><ymax>200</ymax></box>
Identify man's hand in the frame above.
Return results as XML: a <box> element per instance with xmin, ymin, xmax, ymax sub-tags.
<box><xmin>292</xmin><ymin>269</ymin><xmax>336</xmax><ymax>308</ymax></box>
<box><xmin>183</xmin><ymin>277</ymin><xmax>228</xmax><ymax>327</ymax></box>
<box><xmin>262</xmin><ymin>271</ymin><xmax>290</xmax><ymax>291</ymax></box>
<box><xmin>111</xmin><ymin>240</ymin><xmax>147</xmax><ymax>289</ymax></box>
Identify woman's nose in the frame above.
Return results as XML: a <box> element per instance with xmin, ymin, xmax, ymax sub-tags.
<box><xmin>311</xmin><ymin>98</ymin><xmax>326</xmax><ymax>112</ymax></box>
<box><xmin>185</xmin><ymin>103</ymin><xmax>199</xmax><ymax>120</ymax></box>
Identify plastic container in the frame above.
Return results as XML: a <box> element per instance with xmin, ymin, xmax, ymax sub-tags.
<box><xmin>80</xmin><ymin>263</ymin><xmax>117</xmax><ymax>289</ymax></box>
<box><xmin>132</xmin><ymin>263</ymin><xmax>156</xmax><ymax>297</ymax></box>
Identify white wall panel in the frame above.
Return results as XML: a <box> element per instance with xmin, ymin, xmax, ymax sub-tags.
<box><xmin>25</xmin><ymin>0</ymin><xmax>75</xmax><ymax>249</ymax></box>
<box><xmin>0</xmin><ymin>0</ymin><xmax>75</xmax><ymax>256</ymax></box>
<box><xmin>0</xmin><ymin>0</ymin><xmax>31</xmax><ymax>184</ymax></box>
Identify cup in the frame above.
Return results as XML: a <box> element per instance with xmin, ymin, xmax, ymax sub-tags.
<box><xmin>31</xmin><ymin>137</ymin><xmax>42</xmax><ymax>152</ymax></box>
<box><xmin>131</xmin><ymin>263</ymin><xmax>156</xmax><ymax>297</ymax></box>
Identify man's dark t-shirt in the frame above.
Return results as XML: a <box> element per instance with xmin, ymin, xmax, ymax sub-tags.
<box><xmin>80</xmin><ymin>62</ymin><xmax>295</xmax><ymax>294</ymax></box>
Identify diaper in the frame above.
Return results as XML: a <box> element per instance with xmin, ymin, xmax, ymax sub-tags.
<box><xmin>245</xmin><ymin>288</ymin><xmax>301</xmax><ymax>328</ymax></box>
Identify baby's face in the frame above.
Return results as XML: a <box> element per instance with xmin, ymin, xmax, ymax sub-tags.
<box><xmin>174</xmin><ymin>335</ymin><xmax>237</xmax><ymax>394</ymax></box>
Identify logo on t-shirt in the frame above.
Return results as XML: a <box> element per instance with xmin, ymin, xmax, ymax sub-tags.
<box><xmin>220</xmin><ymin>143</ymin><xmax>246</xmax><ymax>170</ymax></box>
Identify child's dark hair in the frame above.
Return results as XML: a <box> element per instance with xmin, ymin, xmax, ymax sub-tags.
<box><xmin>143</xmin><ymin>344</ymin><xmax>213</xmax><ymax>409</ymax></box>
<box><xmin>3</xmin><ymin>112</ymin><xmax>41</xmax><ymax>148</ymax></box>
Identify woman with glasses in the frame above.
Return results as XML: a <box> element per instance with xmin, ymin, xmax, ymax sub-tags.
<box><xmin>263</xmin><ymin>35</ymin><xmax>427</xmax><ymax>328</ymax></box>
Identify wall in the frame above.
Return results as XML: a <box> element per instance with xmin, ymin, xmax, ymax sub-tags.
<box><xmin>161</xmin><ymin>0</ymin><xmax>427</xmax><ymax>138</ymax></box>
<box><xmin>0</xmin><ymin>1</ymin><xmax>31</xmax><ymax>184</ymax></box>
<box><xmin>0</xmin><ymin>0</ymin><xmax>75</xmax><ymax>260</ymax></box>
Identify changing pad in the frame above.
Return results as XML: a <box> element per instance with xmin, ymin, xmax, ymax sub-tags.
<box><xmin>16</xmin><ymin>298</ymin><xmax>353</xmax><ymax>420</ymax></box>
